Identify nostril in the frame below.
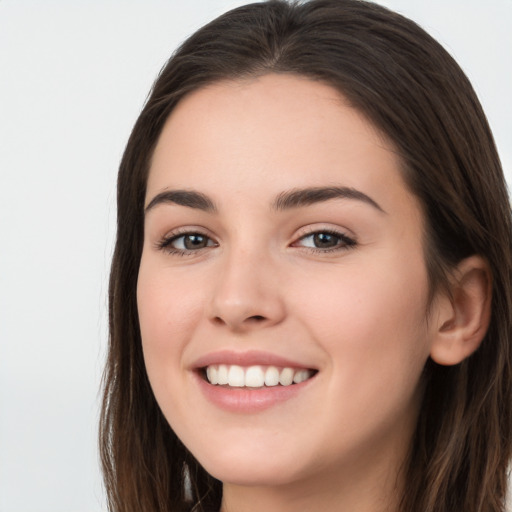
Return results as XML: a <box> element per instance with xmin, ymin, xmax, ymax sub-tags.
<box><xmin>249</xmin><ymin>315</ymin><xmax>266</xmax><ymax>322</ymax></box>
<box><xmin>210</xmin><ymin>313</ymin><xmax>269</xmax><ymax>329</ymax></box>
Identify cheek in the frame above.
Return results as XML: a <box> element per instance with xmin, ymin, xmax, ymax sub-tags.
<box><xmin>290</xmin><ymin>261</ymin><xmax>432</xmax><ymax>453</ymax></box>
<box><xmin>136</xmin><ymin>259</ymin><xmax>205</xmax><ymax>376</ymax></box>
<box><xmin>292</xmin><ymin>252</ymin><xmax>432</xmax><ymax>385</ymax></box>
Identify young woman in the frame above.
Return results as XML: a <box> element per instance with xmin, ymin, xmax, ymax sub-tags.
<box><xmin>99</xmin><ymin>1</ymin><xmax>512</xmax><ymax>511</ymax></box>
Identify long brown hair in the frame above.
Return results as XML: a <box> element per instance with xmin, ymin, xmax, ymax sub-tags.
<box><xmin>100</xmin><ymin>1</ymin><xmax>512</xmax><ymax>511</ymax></box>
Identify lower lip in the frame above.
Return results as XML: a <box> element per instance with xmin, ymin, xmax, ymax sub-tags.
<box><xmin>194</xmin><ymin>371</ymin><xmax>315</xmax><ymax>413</ymax></box>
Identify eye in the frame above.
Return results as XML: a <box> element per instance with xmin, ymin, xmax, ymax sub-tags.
<box><xmin>294</xmin><ymin>230</ymin><xmax>356</xmax><ymax>252</ymax></box>
<box><xmin>158</xmin><ymin>232</ymin><xmax>217</xmax><ymax>254</ymax></box>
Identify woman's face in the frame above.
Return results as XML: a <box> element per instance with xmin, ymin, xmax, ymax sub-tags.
<box><xmin>137</xmin><ymin>74</ymin><xmax>437</xmax><ymax>493</ymax></box>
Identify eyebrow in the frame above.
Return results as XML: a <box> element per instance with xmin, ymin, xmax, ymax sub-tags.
<box><xmin>144</xmin><ymin>185</ymin><xmax>385</xmax><ymax>215</ymax></box>
<box><xmin>145</xmin><ymin>189</ymin><xmax>217</xmax><ymax>214</ymax></box>
<box><xmin>272</xmin><ymin>186</ymin><xmax>385</xmax><ymax>213</ymax></box>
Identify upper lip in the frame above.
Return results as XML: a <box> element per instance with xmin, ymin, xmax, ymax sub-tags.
<box><xmin>191</xmin><ymin>350</ymin><xmax>316</xmax><ymax>370</ymax></box>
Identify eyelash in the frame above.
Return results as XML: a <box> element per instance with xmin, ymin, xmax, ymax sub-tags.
<box><xmin>156</xmin><ymin>228</ymin><xmax>357</xmax><ymax>256</ymax></box>
<box><xmin>156</xmin><ymin>230</ymin><xmax>218</xmax><ymax>256</ymax></box>
<box><xmin>293</xmin><ymin>229</ymin><xmax>357</xmax><ymax>253</ymax></box>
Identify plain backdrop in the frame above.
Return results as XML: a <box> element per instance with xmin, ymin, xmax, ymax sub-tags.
<box><xmin>0</xmin><ymin>1</ymin><xmax>511</xmax><ymax>511</ymax></box>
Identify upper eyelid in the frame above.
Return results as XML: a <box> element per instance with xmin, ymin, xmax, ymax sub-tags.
<box><xmin>161</xmin><ymin>225</ymin><xmax>215</xmax><ymax>239</ymax></box>
<box><xmin>292</xmin><ymin>223</ymin><xmax>356</xmax><ymax>240</ymax></box>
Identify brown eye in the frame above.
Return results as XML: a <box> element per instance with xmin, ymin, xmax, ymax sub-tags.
<box><xmin>295</xmin><ymin>231</ymin><xmax>356</xmax><ymax>251</ymax></box>
<box><xmin>160</xmin><ymin>232</ymin><xmax>217</xmax><ymax>253</ymax></box>
<box><xmin>312</xmin><ymin>232</ymin><xmax>339</xmax><ymax>249</ymax></box>
<box><xmin>180</xmin><ymin>234</ymin><xmax>210</xmax><ymax>250</ymax></box>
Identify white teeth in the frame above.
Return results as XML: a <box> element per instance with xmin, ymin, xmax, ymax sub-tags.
<box><xmin>264</xmin><ymin>366</ymin><xmax>280</xmax><ymax>387</ymax></box>
<box><xmin>204</xmin><ymin>364</ymin><xmax>314</xmax><ymax>388</ymax></box>
<box><xmin>228</xmin><ymin>365</ymin><xmax>245</xmax><ymax>387</ymax></box>
<box><xmin>217</xmin><ymin>364</ymin><xmax>229</xmax><ymax>385</ymax></box>
<box><xmin>206</xmin><ymin>366</ymin><xmax>218</xmax><ymax>385</ymax></box>
<box><xmin>293</xmin><ymin>369</ymin><xmax>310</xmax><ymax>384</ymax></box>
<box><xmin>279</xmin><ymin>367</ymin><xmax>294</xmax><ymax>386</ymax></box>
<box><xmin>245</xmin><ymin>366</ymin><xmax>265</xmax><ymax>387</ymax></box>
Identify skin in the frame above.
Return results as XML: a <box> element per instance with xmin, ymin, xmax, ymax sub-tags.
<box><xmin>137</xmin><ymin>74</ymin><xmax>448</xmax><ymax>512</ymax></box>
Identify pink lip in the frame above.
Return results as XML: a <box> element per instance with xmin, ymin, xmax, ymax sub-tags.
<box><xmin>194</xmin><ymin>372</ymin><xmax>315</xmax><ymax>413</ymax></box>
<box><xmin>191</xmin><ymin>350</ymin><xmax>315</xmax><ymax>370</ymax></box>
<box><xmin>190</xmin><ymin>350</ymin><xmax>317</xmax><ymax>413</ymax></box>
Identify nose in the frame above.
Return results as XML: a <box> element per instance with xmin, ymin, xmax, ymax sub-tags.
<box><xmin>208</xmin><ymin>248</ymin><xmax>286</xmax><ymax>332</ymax></box>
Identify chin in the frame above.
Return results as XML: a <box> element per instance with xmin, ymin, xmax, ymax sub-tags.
<box><xmin>197</xmin><ymin>448</ymin><xmax>304</xmax><ymax>487</ymax></box>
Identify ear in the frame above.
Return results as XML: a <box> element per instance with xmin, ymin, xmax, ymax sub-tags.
<box><xmin>429</xmin><ymin>255</ymin><xmax>492</xmax><ymax>366</ymax></box>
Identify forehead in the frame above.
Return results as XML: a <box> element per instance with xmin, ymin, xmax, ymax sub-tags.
<box><xmin>147</xmin><ymin>73</ymin><xmax>414</xmax><ymax>217</ymax></box>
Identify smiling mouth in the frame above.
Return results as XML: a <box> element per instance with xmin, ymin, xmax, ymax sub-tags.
<box><xmin>202</xmin><ymin>364</ymin><xmax>317</xmax><ymax>388</ymax></box>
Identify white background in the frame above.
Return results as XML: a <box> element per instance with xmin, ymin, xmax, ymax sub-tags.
<box><xmin>0</xmin><ymin>1</ymin><xmax>510</xmax><ymax>511</ymax></box>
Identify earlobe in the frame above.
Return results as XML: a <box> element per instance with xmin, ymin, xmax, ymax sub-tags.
<box><xmin>429</xmin><ymin>256</ymin><xmax>492</xmax><ymax>366</ymax></box>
